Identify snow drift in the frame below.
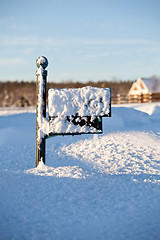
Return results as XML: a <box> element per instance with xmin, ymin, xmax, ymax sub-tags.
<box><xmin>0</xmin><ymin>102</ymin><xmax>160</xmax><ymax>240</ymax></box>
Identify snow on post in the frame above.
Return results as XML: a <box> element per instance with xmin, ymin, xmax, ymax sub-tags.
<box><xmin>36</xmin><ymin>56</ymin><xmax>48</xmax><ymax>167</ymax></box>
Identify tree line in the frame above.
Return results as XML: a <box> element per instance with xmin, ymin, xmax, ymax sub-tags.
<box><xmin>0</xmin><ymin>80</ymin><xmax>133</xmax><ymax>107</ymax></box>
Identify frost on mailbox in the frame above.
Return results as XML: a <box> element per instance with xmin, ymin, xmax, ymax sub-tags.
<box><xmin>47</xmin><ymin>86</ymin><xmax>111</xmax><ymax>136</ymax></box>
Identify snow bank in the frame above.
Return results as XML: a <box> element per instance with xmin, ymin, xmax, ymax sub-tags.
<box><xmin>103</xmin><ymin>107</ymin><xmax>150</xmax><ymax>132</ymax></box>
<box><xmin>60</xmin><ymin>132</ymin><xmax>160</xmax><ymax>176</ymax></box>
<box><xmin>0</xmin><ymin>102</ymin><xmax>160</xmax><ymax>240</ymax></box>
<box><xmin>150</xmin><ymin>106</ymin><xmax>160</xmax><ymax>120</ymax></box>
<box><xmin>115</xmin><ymin>101</ymin><xmax>160</xmax><ymax>115</ymax></box>
<box><xmin>26</xmin><ymin>160</ymin><xmax>88</xmax><ymax>178</ymax></box>
<box><xmin>0</xmin><ymin>106</ymin><xmax>35</xmax><ymax>116</ymax></box>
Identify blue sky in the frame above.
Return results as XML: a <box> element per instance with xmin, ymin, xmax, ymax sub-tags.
<box><xmin>0</xmin><ymin>0</ymin><xmax>160</xmax><ymax>82</ymax></box>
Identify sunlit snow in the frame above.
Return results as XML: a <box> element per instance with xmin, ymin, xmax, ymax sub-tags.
<box><xmin>0</xmin><ymin>102</ymin><xmax>160</xmax><ymax>240</ymax></box>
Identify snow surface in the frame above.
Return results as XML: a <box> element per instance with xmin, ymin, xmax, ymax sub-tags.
<box><xmin>0</xmin><ymin>102</ymin><xmax>160</xmax><ymax>240</ymax></box>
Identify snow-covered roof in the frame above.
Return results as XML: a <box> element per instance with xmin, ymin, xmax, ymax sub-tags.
<box><xmin>129</xmin><ymin>77</ymin><xmax>160</xmax><ymax>95</ymax></box>
<box><xmin>141</xmin><ymin>78</ymin><xmax>160</xmax><ymax>93</ymax></box>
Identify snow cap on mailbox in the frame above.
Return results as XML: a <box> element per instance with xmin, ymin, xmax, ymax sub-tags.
<box><xmin>48</xmin><ymin>86</ymin><xmax>111</xmax><ymax>118</ymax></box>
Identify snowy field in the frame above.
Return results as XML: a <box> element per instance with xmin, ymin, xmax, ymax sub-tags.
<box><xmin>0</xmin><ymin>102</ymin><xmax>160</xmax><ymax>240</ymax></box>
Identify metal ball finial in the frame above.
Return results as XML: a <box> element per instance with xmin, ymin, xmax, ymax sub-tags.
<box><xmin>36</xmin><ymin>56</ymin><xmax>48</xmax><ymax>69</ymax></box>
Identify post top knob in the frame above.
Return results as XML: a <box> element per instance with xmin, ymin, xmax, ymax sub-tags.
<box><xmin>36</xmin><ymin>56</ymin><xmax>48</xmax><ymax>69</ymax></box>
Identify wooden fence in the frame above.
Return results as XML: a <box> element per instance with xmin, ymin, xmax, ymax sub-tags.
<box><xmin>112</xmin><ymin>93</ymin><xmax>160</xmax><ymax>104</ymax></box>
<box><xmin>111</xmin><ymin>94</ymin><xmax>130</xmax><ymax>104</ymax></box>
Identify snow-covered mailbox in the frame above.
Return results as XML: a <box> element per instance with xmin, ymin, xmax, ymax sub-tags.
<box><xmin>36</xmin><ymin>56</ymin><xmax>111</xmax><ymax>167</ymax></box>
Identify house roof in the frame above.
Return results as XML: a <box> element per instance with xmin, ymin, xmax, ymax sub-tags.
<box><xmin>141</xmin><ymin>78</ymin><xmax>160</xmax><ymax>93</ymax></box>
<box><xmin>129</xmin><ymin>77</ymin><xmax>160</xmax><ymax>95</ymax></box>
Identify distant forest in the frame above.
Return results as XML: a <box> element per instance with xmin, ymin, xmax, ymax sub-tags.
<box><xmin>0</xmin><ymin>80</ymin><xmax>133</xmax><ymax>107</ymax></box>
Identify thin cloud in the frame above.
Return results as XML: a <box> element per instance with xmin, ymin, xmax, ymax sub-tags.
<box><xmin>85</xmin><ymin>52</ymin><xmax>110</xmax><ymax>59</ymax></box>
<box><xmin>0</xmin><ymin>34</ymin><xmax>155</xmax><ymax>47</ymax></box>
<box><xmin>0</xmin><ymin>35</ymin><xmax>39</xmax><ymax>46</ymax></box>
<box><xmin>83</xmin><ymin>39</ymin><xmax>153</xmax><ymax>46</ymax></box>
<box><xmin>0</xmin><ymin>17</ymin><xmax>17</xmax><ymax>29</ymax></box>
<box><xmin>0</xmin><ymin>58</ymin><xmax>27</xmax><ymax>65</ymax></box>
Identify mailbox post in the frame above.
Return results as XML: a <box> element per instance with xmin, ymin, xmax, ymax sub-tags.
<box><xmin>35</xmin><ymin>56</ymin><xmax>111</xmax><ymax>167</ymax></box>
<box><xmin>35</xmin><ymin>56</ymin><xmax>48</xmax><ymax>167</ymax></box>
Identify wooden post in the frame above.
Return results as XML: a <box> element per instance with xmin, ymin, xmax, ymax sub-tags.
<box><xmin>36</xmin><ymin>56</ymin><xmax>48</xmax><ymax>167</ymax></box>
<box><xmin>149</xmin><ymin>92</ymin><xmax>152</xmax><ymax>102</ymax></box>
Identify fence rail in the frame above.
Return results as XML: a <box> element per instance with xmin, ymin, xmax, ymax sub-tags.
<box><xmin>112</xmin><ymin>93</ymin><xmax>160</xmax><ymax>104</ymax></box>
<box><xmin>111</xmin><ymin>94</ymin><xmax>130</xmax><ymax>104</ymax></box>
